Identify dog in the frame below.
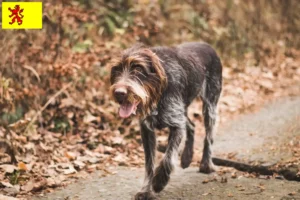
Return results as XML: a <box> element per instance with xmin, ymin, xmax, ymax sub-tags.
<box><xmin>109</xmin><ymin>42</ymin><xmax>222</xmax><ymax>200</ymax></box>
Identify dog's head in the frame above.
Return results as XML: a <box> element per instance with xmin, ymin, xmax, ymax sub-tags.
<box><xmin>109</xmin><ymin>44</ymin><xmax>167</xmax><ymax>118</ymax></box>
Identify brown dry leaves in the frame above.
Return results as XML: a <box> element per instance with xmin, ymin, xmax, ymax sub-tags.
<box><xmin>0</xmin><ymin>0</ymin><xmax>300</xmax><ymax>199</ymax></box>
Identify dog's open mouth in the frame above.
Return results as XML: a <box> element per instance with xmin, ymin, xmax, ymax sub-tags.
<box><xmin>119</xmin><ymin>101</ymin><xmax>139</xmax><ymax>118</ymax></box>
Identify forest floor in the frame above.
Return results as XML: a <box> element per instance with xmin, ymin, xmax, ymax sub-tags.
<box><xmin>1</xmin><ymin>2</ymin><xmax>300</xmax><ymax>199</ymax></box>
<box><xmin>26</xmin><ymin>96</ymin><xmax>300</xmax><ymax>200</ymax></box>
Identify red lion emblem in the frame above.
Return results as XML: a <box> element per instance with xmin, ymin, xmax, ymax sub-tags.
<box><xmin>8</xmin><ymin>5</ymin><xmax>24</xmax><ymax>25</ymax></box>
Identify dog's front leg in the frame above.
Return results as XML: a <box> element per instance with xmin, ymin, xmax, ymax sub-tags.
<box><xmin>135</xmin><ymin>120</ymin><xmax>156</xmax><ymax>200</ymax></box>
<box><xmin>152</xmin><ymin>126</ymin><xmax>184</xmax><ymax>193</ymax></box>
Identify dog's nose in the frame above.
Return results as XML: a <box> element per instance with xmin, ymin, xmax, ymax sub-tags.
<box><xmin>114</xmin><ymin>88</ymin><xmax>127</xmax><ymax>103</ymax></box>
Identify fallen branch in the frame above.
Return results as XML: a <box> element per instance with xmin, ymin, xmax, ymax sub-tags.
<box><xmin>212</xmin><ymin>157</ymin><xmax>275</xmax><ymax>175</ymax></box>
<box><xmin>212</xmin><ymin>157</ymin><xmax>300</xmax><ymax>182</ymax></box>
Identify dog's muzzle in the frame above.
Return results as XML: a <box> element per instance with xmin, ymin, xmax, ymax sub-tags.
<box><xmin>112</xmin><ymin>86</ymin><xmax>139</xmax><ymax>118</ymax></box>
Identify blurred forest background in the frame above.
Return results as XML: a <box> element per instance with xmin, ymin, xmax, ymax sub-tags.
<box><xmin>0</xmin><ymin>0</ymin><xmax>299</xmax><ymax>198</ymax></box>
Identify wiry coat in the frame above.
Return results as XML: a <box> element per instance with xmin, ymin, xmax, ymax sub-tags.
<box><xmin>110</xmin><ymin>42</ymin><xmax>222</xmax><ymax>200</ymax></box>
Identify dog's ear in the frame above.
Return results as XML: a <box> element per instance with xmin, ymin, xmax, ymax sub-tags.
<box><xmin>143</xmin><ymin>49</ymin><xmax>167</xmax><ymax>91</ymax></box>
<box><xmin>108</xmin><ymin>56</ymin><xmax>123</xmax><ymax>85</ymax></box>
<box><xmin>146</xmin><ymin>50</ymin><xmax>166</xmax><ymax>75</ymax></box>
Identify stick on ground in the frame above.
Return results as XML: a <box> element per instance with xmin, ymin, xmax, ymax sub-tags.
<box><xmin>212</xmin><ymin>157</ymin><xmax>300</xmax><ymax>182</ymax></box>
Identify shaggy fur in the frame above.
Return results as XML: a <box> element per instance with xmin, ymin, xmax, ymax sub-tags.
<box><xmin>110</xmin><ymin>42</ymin><xmax>222</xmax><ymax>200</ymax></box>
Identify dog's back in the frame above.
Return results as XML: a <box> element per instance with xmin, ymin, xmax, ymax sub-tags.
<box><xmin>177</xmin><ymin>42</ymin><xmax>222</xmax><ymax>72</ymax></box>
<box><xmin>151</xmin><ymin>42</ymin><xmax>222</xmax><ymax>106</ymax></box>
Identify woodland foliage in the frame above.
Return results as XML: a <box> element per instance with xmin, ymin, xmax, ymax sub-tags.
<box><xmin>0</xmin><ymin>0</ymin><xmax>299</xmax><ymax>197</ymax></box>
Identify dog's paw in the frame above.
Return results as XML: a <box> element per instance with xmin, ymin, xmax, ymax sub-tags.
<box><xmin>180</xmin><ymin>147</ymin><xmax>193</xmax><ymax>169</ymax></box>
<box><xmin>134</xmin><ymin>191</ymin><xmax>156</xmax><ymax>200</ymax></box>
<box><xmin>199</xmin><ymin>160</ymin><xmax>217</xmax><ymax>174</ymax></box>
<box><xmin>152</xmin><ymin>164</ymin><xmax>171</xmax><ymax>193</ymax></box>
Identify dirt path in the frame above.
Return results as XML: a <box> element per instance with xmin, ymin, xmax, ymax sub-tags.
<box><xmin>33</xmin><ymin>97</ymin><xmax>300</xmax><ymax>200</ymax></box>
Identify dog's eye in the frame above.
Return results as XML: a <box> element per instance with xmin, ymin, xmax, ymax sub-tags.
<box><xmin>132</xmin><ymin>65</ymin><xmax>145</xmax><ymax>74</ymax></box>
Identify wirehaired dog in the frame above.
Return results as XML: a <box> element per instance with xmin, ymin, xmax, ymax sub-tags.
<box><xmin>109</xmin><ymin>42</ymin><xmax>222</xmax><ymax>199</ymax></box>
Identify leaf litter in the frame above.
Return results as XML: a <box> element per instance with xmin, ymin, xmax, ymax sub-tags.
<box><xmin>0</xmin><ymin>1</ymin><xmax>300</xmax><ymax>199</ymax></box>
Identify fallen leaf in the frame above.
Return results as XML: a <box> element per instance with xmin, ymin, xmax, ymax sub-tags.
<box><xmin>0</xmin><ymin>181</ymin><xmax>13</xmax><ymax>188</ymax></box>
<box><xmin>63</xmin><ymin>166</ymin><xmax>77</xmax><ymax>175</ymax></box>
<box><xmin>0</xmin><ymin>194</ymin><xmax>19</xmax><ymax>200</ymax></box>
<box><xmin>22</xmin><ymin>178</ymin><xmax>47</xmax><ymax>192</ymax></box>
<box><xmin>73</xmin><ymin>160</ymin><xmax>86</xmax><ymax>169</ymax></box>
<box><xmin>46</xmin><ymin>176</ymin><xmax>64</xmax><ymax>188</ymax></box>
<box><xmin>8</xmin><ymin>118</ymin><xmax>30</xmax><ymax>130</ymax></box>
<box><xmin>59</xmin><ymin>97</ymin><xmax>75</xmax><ymax>108</ymax></box>
<box><xmin>18</xmin><ymin>162</ymin><xmax>27</xmax><ymax>171</ymax></box>
<box><xmin>227</xmin><ymin>152</ymin><xmax>238</xmax><ymax>159</ymax></box>
<box><xmin>231</xmin><ymin>172</ymin><xmax>237</xmax><ymax>178</ymax></box>
<box><xmin>112</xmin><ymin>154</ymin><xmax>127</xmax><ymax>163</ymax></box>
<box><xmin>22</xmin><ymin>180</ymin><xmax>34</xmax><ymax>192</ymax></box>
<box><xmin>257</xmin><ymin>185</ymin><xmax>265</xmax><ymax>191</ymax></box>
<box><xmin>0</xmin><ymin>164</ymin><xmax>17</xmax><ymax>173</ymax></box>
<box><xmin>111</xmin><ymin>136</ymin><xmax>123</xmax><ymax>145</ymax></box>
<box><xmin>64</xmin><ymin>151</ymin><xmax>77</xmax><ymax>160</ymax></box>
<box><xmin>39</xmin><ymin>142</ymin><xmax>52</xmax><ymax>152</ymax></box>
<box><xmin>202</xmin><ymin>179</ymin><xmax>209</xmax><ymax>184</ymax></box>
<box><xmin>88</xmin><ymin>157</ymin><xmax>100</xmax><ymax>164</ymax></box>
<box><xmin>83</xmin><ymin>112</ymin><xmax>98</xmax><ymax>124</ymax></box>
<box><xmin>288</xmin><ymin>191</ymin><xmax>296</xmax><ymax>196</ymax></box>
<box><xmin>3</xmin><ymin>185</ymin><xmax>20</xmax><ymax>196</ymax></box>
<box><xmin>257</xmin><ymin>79</ymin><xmax>273</xmax><ymax>90</ymax></box>
<box><xmin>104</xmin><ymin>146</ymin><xmax>115</xmax><ymax>154</ymax></box>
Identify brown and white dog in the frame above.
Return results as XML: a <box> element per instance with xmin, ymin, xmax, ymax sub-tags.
<box><xmin>110</xmin><ymin>42</ymin><xmax>222</xmax><ymax>200</ymax></box>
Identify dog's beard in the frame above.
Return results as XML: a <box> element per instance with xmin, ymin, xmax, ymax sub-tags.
<box><xmin>110</xmin><ymin>79</ymin><xmax>149</xmax><ymax>118</ymax></box>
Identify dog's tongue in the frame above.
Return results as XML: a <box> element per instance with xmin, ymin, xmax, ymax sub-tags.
<box><xmin>119</xmin><ymin>102</ymin><xmax>137</xmax><ymax>118</ymax></box>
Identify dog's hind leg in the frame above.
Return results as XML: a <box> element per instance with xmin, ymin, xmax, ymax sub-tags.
<box><xmin>135</xmin><ymin>119</ymin><xmax>156</xmax><ymax>200</ymax></box>
<box><xmin>199</xmin><ymin>99</ymin><xmax>218</xmax><ymax>173</ymax></box>
<box><xmin>199</xmin><ymin>69</ymin><xmax>222</xmax><ymax>173</ymax></box>
<box><xmin>180</xmin><ymin>117</ymin><xmax>195</xmax><ymax>169</ymax></box>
